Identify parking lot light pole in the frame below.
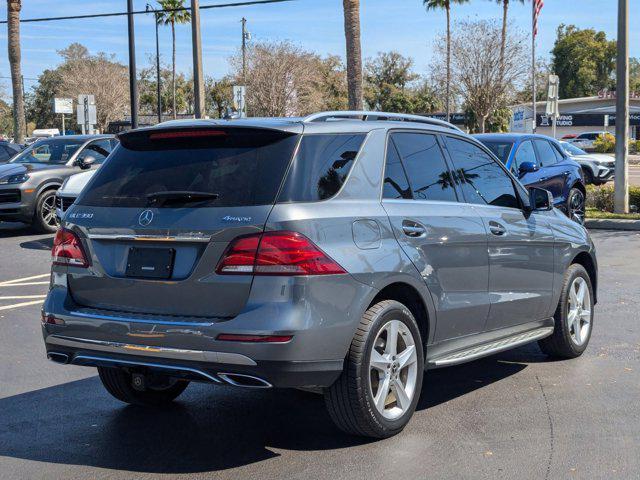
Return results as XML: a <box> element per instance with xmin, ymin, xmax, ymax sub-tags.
<box><xmin>127</xmin><ymin>0</ymin><xmax>139</xmax><ymax>129</ymax></box>
<box><xmin>614</xmin><ymin>0</ymin><xmax>629</xmax><ymax>214</ymax></box>
<box><xmin>191</xmin><ymin>0</ymin><xmax>205</xmax><ymax>119</ymax></box>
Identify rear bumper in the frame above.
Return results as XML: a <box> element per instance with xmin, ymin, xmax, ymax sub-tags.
<box><xmin>42</xmin><ymin>273</ymin><xmax>375</xmax><ymax>388</ymax></box>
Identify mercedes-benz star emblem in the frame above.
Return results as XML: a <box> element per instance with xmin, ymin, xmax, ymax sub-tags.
<box><xmin>138</xmin><ymin>210</ymin><xmax>154</xmax><ymax>226</ymax></box>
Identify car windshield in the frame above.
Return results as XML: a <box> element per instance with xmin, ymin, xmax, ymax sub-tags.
<box><xmin>10</xmin><ymin>138</ymin><xmax>84</xmax><ymax>165</ymax></box>
<box><xmin>561</xmin><ymin>142</ymin><xmax>587</xmax><ymax>156</ymax></box>
<box><xmin>478</xmin><ymin>140</ymin><xmax>514</xmax><ymax>165</ymax></box>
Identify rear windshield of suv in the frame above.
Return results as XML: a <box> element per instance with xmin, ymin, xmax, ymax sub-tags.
<box><xmin>78</xmin><ymin>128</ymin><xmax>300</xmax><ymax>208</ymax></box>
<box><xmin>77</xmin><ymin>129</ymin><xmax>366</xmax><ymax>208</ymax></box>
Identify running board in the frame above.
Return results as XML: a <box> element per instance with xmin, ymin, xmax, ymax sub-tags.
<box><xmin>428</xmin><ymin>326</ymin><xmax>554</xmax><ymax>367</ymax></box>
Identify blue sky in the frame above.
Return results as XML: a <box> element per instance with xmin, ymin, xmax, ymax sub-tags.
<box><xmin>0</xmin><ymin>0</ymin><xmax>636</xmax><ymax>95</ymax></box>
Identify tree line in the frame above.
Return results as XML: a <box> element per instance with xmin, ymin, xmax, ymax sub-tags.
<box><xmin>3</xmin><ymin>0</ymin><xmax>637</xmax><ymax>139</ymax></box>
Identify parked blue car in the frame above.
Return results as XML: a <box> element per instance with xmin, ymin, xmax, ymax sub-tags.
<box><xmin>475</xmin><ymin>133</ymin><xmax>586</xmax><ymax>224</ymax></box>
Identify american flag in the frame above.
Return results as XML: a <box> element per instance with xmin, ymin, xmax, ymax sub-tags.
<box><xmin>533</xmin><ymin>0</ymin><xmax>544</xmax><ymax>37</ymax></box>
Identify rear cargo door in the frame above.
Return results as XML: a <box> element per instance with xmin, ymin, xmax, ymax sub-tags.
<box><xmin>66</xmin><ymin>125</ymin><xmax>301</xmax><ymax>318</ymax></box>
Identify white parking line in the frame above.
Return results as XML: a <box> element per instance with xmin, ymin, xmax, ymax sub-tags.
<box><xmin>0</xmin><ymin>295</ymin><xmax>47</xmax><ymax>300</ymax></box>
<box><xmin>0</xmin><ymin>273</ymin><xmax>50</xmax><ymax>286</ymax></box>
<box><xmin>0</xmin><ymin>282</ymin><xmax>49</xmax><ymax>287</ymax></box>
<box><xmin>0</xmin><ymin>300</ymin><xmax>44</xmax><ymax>311</ymax></box>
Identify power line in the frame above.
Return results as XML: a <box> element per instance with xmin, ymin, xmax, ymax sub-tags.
<box><xmin>0</xmin><ymin>0</ymin><xmax>294</xmax><ymax>24</ymax></box>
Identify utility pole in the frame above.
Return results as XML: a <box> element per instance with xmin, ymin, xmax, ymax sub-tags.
<box><xmin>241</xmin><ymin>17</ymin><xmax>248</xmax><ymax>82</ymax></box>
<box><xmin>127</xmin><ymin>0</ymin><xmax>138</xmax><ymax>129</ymax></box>
<box><xmin>531</xmin><ymin>0</ymin><xmax>537</xmax><ymax>134</ymax></box>
<box><xmin>191</xmin><ymin>0</ymin><xmax>205</xmax><ymax>119</ymax></box>
<box><xmin>147</xmin><ymin>4</ymin><xmax>162</xmax><ymax>124</ymax></box>
<box><xmin>614</xmin><ymin>0</ymin><xmax>629</xmax><ymax>213</ymax></box>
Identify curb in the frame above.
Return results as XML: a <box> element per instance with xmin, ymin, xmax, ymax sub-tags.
<box><xmin>585</xmin><ymin>219</ymin><xmax>640</xmax><ymax>231</ymax></box>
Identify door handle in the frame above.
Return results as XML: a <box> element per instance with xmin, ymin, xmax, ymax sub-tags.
<box><xmin>402</xmin><ymin>220</ymin><xmax>426</xmax><ymax>237</ymax></box>
<box><xmin>489</xmin><ymin>221</ymin><xmax>506</xmax><ymax>236</ymax></box>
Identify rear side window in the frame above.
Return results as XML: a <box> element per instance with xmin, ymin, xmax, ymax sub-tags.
<box><xmin>390</xmin><ymin>132</ymin><xmax>457</xmax><ymax>202</ymax></box>
<box><xmin>79</xmin><ymin>139</ymin><xmax>114</xmax><ymax>165</ymax></box>
<box><xmin>383</xmin><ymin>139</ymin><xmax>411</xmax><ymax>199</ymax></box>
<box><xmin>78</xmin><ymin>128</ymin><xmax>299</xmax><ymax>208</ymax></box>
<box><xmin>533</xmin><ymin>140</ymin><xmax>557</xmax><ymax>167</ymax></box>
<box><xmin>444</xmin><ymin>137</ymin><xmax>519</xmax><ymax>209</ymax></box>
<box><xmin>278</xmin><ymin>134</ymin><xmax>365</xmax><ymax>202</ymax></box>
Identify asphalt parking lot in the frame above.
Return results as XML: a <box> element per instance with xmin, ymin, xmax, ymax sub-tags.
<box><xmin>1</xmin><ymin>222</ymin><xmax>639</xmax><ymax>480</ymax></box>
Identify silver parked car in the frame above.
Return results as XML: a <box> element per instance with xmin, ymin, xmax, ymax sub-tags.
<box><xmin>560</xmin><ymin>141</ymin><xmax>615</xmax><ymax>185</ymax></box>
<box><xmin>42</xmin><ymin>112</ymin><xmax>597</xmax><ymax>438</ymax></box>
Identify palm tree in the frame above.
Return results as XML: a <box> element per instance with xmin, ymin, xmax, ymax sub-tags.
<box><xmin>494</xmin><ymin>0</ymin><xmax>525</xmax><ymax>82</ymax></box>
<box><xmin>157</xmin><ymin>0</ymin><xmax>190</xmax><ymax>119</ymax></box>
<box><xmin>7</xmin><ymin>0</ymin><xmax>26</xmax><ymax>143</ymax></box>
<box><xmin>423</xmin><ymin>0</ymin><xmax>468</xmax><ymax>122</ymax></box>
<box><xmin>342</xmin><ymin>0</ymin><xmax>363</xmax><ymax>110</ymax></box>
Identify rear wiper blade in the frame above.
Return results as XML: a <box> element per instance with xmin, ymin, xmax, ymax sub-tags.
<box><xmin>146</xmin><ymin>191</ymin><xmax>219</xmax><ymax>206</ymax></box>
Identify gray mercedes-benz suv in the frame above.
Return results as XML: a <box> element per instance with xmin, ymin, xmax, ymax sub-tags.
<box><xmin>42</xmin><ymin>112</ymin><xmax>597</xmax><ymax>438</ymax></box>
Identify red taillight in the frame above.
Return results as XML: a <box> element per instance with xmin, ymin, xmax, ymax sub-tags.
<box><xmin>52</xmin><ymin>228</ymin><xmax>89</xmax><ymax>268</ymax></box>
<box><xmin>149</xmin><ymin>130</ymin><xmax>227</xmax><ymax>140</ymax></box>
<box><xmin>216</xmin><ymin>231</ymin><xmax>346</xmax><ymax>276</ymax></box>
<box><xmin>216</xmin><ymin>334</ymin><xmax>293</xmax><ymax>343</ymax></box>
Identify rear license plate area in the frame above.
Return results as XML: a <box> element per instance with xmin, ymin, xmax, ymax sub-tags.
<box><xmin>125</xmin><ymin>247</ymin><xmax>175</xmax><ymax>279</ymax></box>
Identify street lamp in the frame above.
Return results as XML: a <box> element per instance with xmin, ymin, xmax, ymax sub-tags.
<box><xmin>146</xmin><ymin>4</ymin><xmax>162</xmax><ymax>124</ymax></box>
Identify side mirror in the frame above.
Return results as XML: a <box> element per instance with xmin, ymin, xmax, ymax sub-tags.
<box><xmin>518</xmin><ymin>161</ymin><xmax>539</xmax><ymax>175</ymax></box>
<box><xmin>77</xmin><ymin>154</ymin><xmax>96</xmax><ymax>169</ymax></box>
<box><xmin>527</xmin><ymin>187</ymin><xmax>553</xmax><ymax>212</ymax></box>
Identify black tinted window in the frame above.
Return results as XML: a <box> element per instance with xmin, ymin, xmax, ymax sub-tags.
<box><xmin>383</xmin><ymin>139</ymin><xmax>411</xmax><ymax>199</ymax></box>
<box><xmin>278</xmin><ymin>134</ymin><xmax>365</xmax><ymax>202</ymax></box>
<box><xmin>481</xmin><ymin>141</ymin><xmax>513</xmax><ymax>165</ymax></box>
<box><xmin>79</xmin><ymin>129</ymin><xmax>299</xmax><ymax>208</ymax></box>
<box><xmin>391</xmin><ymin>133</ymin><xmax>456</xmax><ymax>202</ymax></box>
<box><xmin>445</xmin><ymin>137</ymin><xmax>519</xmax><ymax>209</ymax></box>
<box><xmin>0</xmin><ymin>146</ymin><xmax>10</xmax><ymax>162</ymax></box>
<box><xmin>534</xmin><ymin>140</ymin><xmax>557</xmax><ymax>167</ymax></box>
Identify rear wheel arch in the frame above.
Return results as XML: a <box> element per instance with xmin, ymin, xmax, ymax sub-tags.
<box><xmin>368</xmin><ymin>282</ymin><xmax>431</xmax><ymax>350</ymax></box>
<box><xmin>572</xmin><ymin>180</ymin><xmax>586</xmax><ymax>196</ymax></box>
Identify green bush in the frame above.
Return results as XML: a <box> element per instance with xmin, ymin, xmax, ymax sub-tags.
<box><xmin>593</xmin><ymin>133</ymin><xmax>616</xmax><ymax>153</ymax></box>
<box><xmin>592</xmin><ymin>134</ymin><xmax>640</xmax><ymax>154</ymax></box>
<box><xmin>586</xmin><ymin>184</ymin><xmax>640</xmax><ymax>212</ymax></box>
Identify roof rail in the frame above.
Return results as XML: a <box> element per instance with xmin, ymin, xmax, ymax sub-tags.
<box><xmin>302</xmin><ymin>111</ymin><xmax>463</xmax><ymax>132</ymax></box>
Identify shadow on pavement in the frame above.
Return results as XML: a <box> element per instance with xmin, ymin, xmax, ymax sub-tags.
<box><xmin>0</xmin><ymin>346</ymin><xmax>542</xmax><ymax>474</ymax></box>
<box><xmin>19</xmin><ymin>236</ymin><xmax>54</xmax><ymax>251</ymax></box>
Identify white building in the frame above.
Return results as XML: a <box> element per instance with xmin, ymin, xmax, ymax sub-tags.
<box><xmin>510</xmin><ymin>92</ymin><xmax>640</xmax><ymax>139</ymax></box>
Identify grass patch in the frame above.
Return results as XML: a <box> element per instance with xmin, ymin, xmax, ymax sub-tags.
<box><xmin>586</xmin><ymin>207</ymin><xmax>640</xmax><ymax>220</ymax></box>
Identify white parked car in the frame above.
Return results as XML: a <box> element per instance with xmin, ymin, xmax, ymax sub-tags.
<box><xmin>560</xmin><ymin>141</ymin><xmax>614</xmax><ymax>185</ymax></box>
<box><xmin>569</xmin><ymin>131</ymin><xmax>609</xmax><ymax>151</ymax></box>
<box><xmin>55</xmin><ymin>169</ymin><xmax>97</xmax><ymax>220</ymax></box>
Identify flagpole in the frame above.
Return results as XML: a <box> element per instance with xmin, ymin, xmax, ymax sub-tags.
<box><xmin>532</xmin><ymin>0</ymin><xmax>537</xmax><ymax>134</ymax></box>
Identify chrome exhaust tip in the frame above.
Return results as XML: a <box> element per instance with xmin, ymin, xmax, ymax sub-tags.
<box><xmin>47</xmin><ymin>352</ymin><xmax>69</xmax><ymax>364</ymax></box>
<box><xmin>218</xmin><ymin>372</ymin><xmax>272</xmax><ymax>388</ymax></box>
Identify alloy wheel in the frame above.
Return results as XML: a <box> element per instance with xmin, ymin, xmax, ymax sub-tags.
<box><xmin>41</xmin><ymin>194</ymin><xmax>59</xmax><ymax>229</ymax></box>
<box><xmin>369</xmin><ymin>319</ymin><xmax>419</xmax><ymax>420</ymax></box>
<box><xmin>567</xmin><ymin>277</ymin><xmax>592</xmax><ymax>346</ymax></box>
<box><xmin>569</xmin><ymin>190</ymin><xmax>585</xmax><ymax>224</ymax></box>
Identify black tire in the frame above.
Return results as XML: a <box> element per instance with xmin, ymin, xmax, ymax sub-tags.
<box><xmin>98</xmin><ymin>367</ymin><xmax>189</xmax><ymax>407</ymax></box>
<box><xmin>538</xmin><ymin>264</ymin><xmax>594</xmax><ymax>359</ymax></box>
<box><xmin>582</xmin><ymin>168</ymin><xmax>594</xmax><ymax>185</ymax></box>
<box><xmin>324</xmin><ymin>300</ymin><xmax>424</xmax><ymax>438</ymax></box>
<box><xmin>32</xmin><ymin>189</ymin><xmax>59</xmax><ymax>233</ymax></box>
<box><xmin>567</xmin><ymin>187</ymin><xmax>585</xmax><ymax>224</ymax></box>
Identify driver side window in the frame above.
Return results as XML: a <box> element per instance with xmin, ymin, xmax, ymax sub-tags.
<box><xmin>514</xmin><ymin>140</ymin><xmax>536</xmax><ymax>173</ymax></box>
<box><xmin>79</xmin><ymin>140</ymin><xmax>113</xmax><ymax>165</ymax></box>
